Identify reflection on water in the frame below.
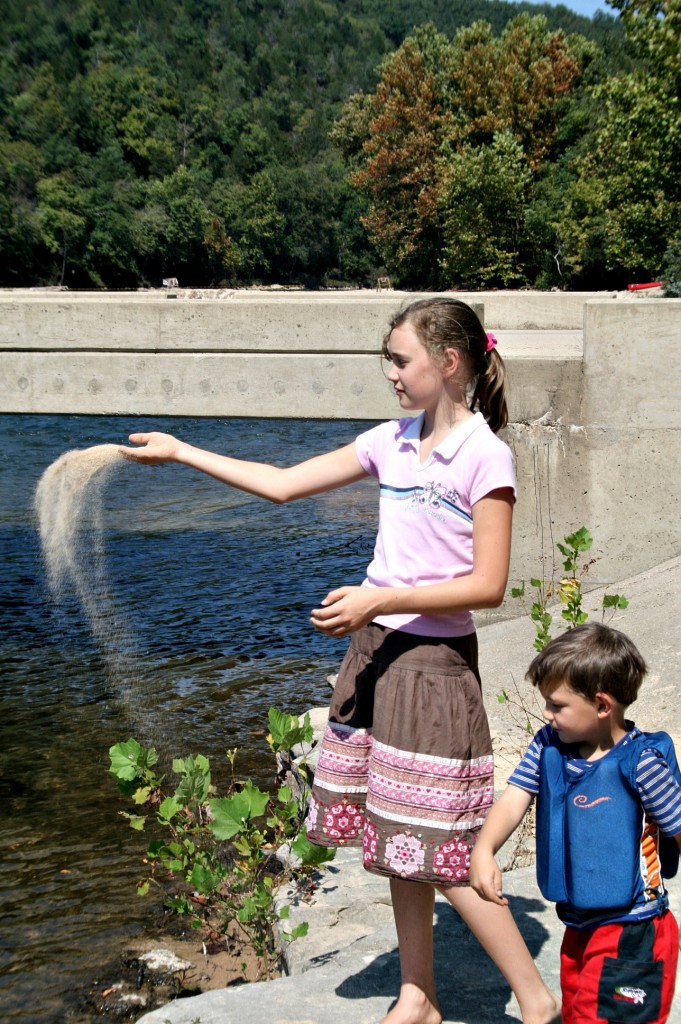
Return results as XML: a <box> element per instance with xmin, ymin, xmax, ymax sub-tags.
<box><xmin>0</xmin><ymin>414</ymin><xmax>378</xmax><ymax>1022</ymax></box>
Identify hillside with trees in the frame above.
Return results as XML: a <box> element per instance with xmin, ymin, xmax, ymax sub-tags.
<box><xmin>0</xmin><ymin>0</ymin><xmax>677</xmax><ymax>290</ymax></box>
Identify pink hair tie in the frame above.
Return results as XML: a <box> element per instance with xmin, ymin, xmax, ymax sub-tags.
<box><xmin>485</xmin><ymin>331</ymin><xmax>498</xmax><ymax>353</ymax></box>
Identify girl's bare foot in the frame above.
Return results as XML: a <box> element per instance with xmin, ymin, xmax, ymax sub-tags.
<box><xmin>380</xmin><ymin>983</ymin><xmax>442</xmax><ymax>1024</ymax></box>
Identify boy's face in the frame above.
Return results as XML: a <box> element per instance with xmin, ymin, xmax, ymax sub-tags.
<box><xmin>539</xmin><ymin>679</ymin><xmax>601</xmax><ymax>747</ymax></box>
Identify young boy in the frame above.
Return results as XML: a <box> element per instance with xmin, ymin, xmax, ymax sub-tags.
<box><xmin>470</xmin><ymin>622</ymin><xmax>681</xmax><ymax>1024</ymax></box>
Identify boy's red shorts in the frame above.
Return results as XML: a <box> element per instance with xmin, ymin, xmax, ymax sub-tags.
<box><xmin>561</xmin><ymin>911</ymin><xmax>678</xmax><ymax>1024</ymax></box>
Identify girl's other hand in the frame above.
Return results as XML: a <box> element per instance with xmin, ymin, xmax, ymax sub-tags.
<box><xmin>119</xmin><ymin>432</ymin><xmax>183</xmax><ymax>464</ymax></box>
<box><xmin>310</xmin><ymin>586</ymin><xmax>379</xmax><ymax>637</ymax></box>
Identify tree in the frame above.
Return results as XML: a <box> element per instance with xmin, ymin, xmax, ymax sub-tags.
<box><xmin>36</xmin><ymin>173</ymin><xmax>87</xmax><ymax>284</ymax></box>
<box><xmin>341</xmin><ymin>15</ymin><xmax>585</xmax><ymax>288</ymax></box>
<box><xmin>438</xmin><ymin>131</ymin><xmax>533</xmax><ymax>287</ymax></box>
<box><xmin>350</xmin><ymin>24</ymin><xmax>454</xmax><ymax>287</ymax></box>
<box><xmin>559</xmin><ymin>0</ymin><xmax>681</xmax><ymax>282</ymax></box>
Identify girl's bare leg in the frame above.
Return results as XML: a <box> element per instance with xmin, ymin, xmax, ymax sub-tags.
<box><xmin>380</xmin><ymin>877</ymin><xmax>442</xmax><ymax>1024</ymax></box>
<box><xmin>440</xmin><ymin>885</ymin><xmax>561</xmax><ymax>1024</ymax></box>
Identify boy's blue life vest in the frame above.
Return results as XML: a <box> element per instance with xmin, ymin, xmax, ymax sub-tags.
<box><xmin>536</xmin><ymin>729</ymin><xmax>680</xmax><ymax>911</ymax></box>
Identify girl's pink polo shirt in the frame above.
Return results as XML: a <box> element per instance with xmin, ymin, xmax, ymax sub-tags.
<box><xmin>355</xmin><ymin>412</ymin><xmax>516</xmax><ymax>638</ymax></box>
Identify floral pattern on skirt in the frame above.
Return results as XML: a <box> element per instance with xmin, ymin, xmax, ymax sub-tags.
<box><xmin>306</xmin><ymin>623</ymin><xmax>493</xmax><ymax>886</ymax></box>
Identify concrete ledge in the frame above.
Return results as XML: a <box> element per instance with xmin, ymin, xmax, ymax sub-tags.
<box><xmin>0</xmin><ymin>296</ymin><xmax>428</xmax><ymax>353</ymax></box>
<box><xmin>0</xmin><ymin>347</ymin><xmax>583</xmax><ymax>420</ymax></box>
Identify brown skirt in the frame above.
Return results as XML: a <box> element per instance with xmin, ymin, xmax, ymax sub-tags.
<box><xmin>306</xmin><ymin>622</ymin><xmax>494</xmax><ymax>886</ymax></box>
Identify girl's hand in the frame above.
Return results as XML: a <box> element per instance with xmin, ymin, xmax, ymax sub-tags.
<box><xmin>469</xmin><ymin>847</ymin><xmax>508</xmax><ymax>907</ymax></box>
<box><xmin>119</xmin><ymin>432</ymin><xmax>184</xmax><ymax>465</ymax></box>
<box><xmin>311</xmin><ymin>586</ymin><xmax>380</xmax><ymax>636</ymax></box>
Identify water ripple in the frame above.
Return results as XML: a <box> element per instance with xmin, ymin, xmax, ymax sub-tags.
<box><xmin>0</xmin><ymin>413</ymin><xmax>378</xmax><ymax>1022</ymax></box>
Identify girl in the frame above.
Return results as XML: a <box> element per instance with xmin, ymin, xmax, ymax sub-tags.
<box><xmin>120</xmin><ymin>297</ymin><xmax>559</xmax><ymax>1024</ymax></box>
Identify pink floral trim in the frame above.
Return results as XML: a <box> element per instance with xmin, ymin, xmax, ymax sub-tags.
<box><xmin>433</xmin><ymin>837</ymin><xmax>472</xmax><ymax>881</ymax></box>
<box><xmin>362</xmin><ymin>820</ymin><xmax>378</xmax><ymax>865</ymax></box>
<box><xmin>321</xmin><ymin>799</ymin><xmax>364</xmax><ymax>841</ymax></box>
<box><xmin>385</xmin><ymin>832</ymin><xmax>425</xmax><ymax>876</ymax></box>
<box><xmin>372</xmin><ymin>743</ymin><xmax>493</xmax><ymax>779</ymax></box>
<box><xmin>306</xmin><ymin>795</ymin><xmax>318</xmax><ymax>830</ymax></box>
<box><xmin>370</xmin><ymin>776</ymin><xmax>491</xmax><ymax>812</ymax></box>
<box><xmin>485</xmin><ymin>331</ymin><xmax>498</xmax><ymax>353</ymax></box>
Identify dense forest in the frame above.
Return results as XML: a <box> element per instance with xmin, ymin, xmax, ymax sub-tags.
<box><xmin>0</xmin><ymin>0</ymin><xmax>678</xmax><ymax>290</ymax></box>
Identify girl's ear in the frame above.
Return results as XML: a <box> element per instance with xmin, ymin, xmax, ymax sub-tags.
<box><xmin>442</xmin><ymin>346</ymin><xmax>462</xmax><ymax>378</ymax></box>
<box><xmin>595</xmin><ymin>691</ymin><xmax>614</xmax><ymax>718</ymax></box>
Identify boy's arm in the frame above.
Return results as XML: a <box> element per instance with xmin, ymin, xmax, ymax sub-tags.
<box><xmin>470</xmin><ymin>785</ymin><xmax>534</xmax><ymax>906</ymax></box>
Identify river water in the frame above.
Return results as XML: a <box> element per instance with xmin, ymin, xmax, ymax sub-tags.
<box><xmin>0</xmin><ymin>413</ymin><xmax>378</xmax><ymax>1023</ymax></box>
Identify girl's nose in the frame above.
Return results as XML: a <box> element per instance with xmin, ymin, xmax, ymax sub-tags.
<box><xmin>386</xmin><ymin>365</ymin><xmax>398</xmax><ymax>383</ymax></box>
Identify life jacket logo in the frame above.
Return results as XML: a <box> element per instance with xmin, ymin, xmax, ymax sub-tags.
<box><xmin>572</xmin><ymin>794</ymin><xmax>611</xmax><ymax>809</ymax></box>
<box><xmin>614</xmin><ymin>986</ymin><xmax>646</xmax><ymax>1005</ymax></box>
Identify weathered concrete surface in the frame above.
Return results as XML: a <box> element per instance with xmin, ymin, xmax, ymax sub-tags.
<box><xmin>0</xmin><ymin>332</ymin><xmax>581</xmax><ymax>421</ymax></box>
<box><xmin>0</xmin><ymin>289</ymin><xmax>584</xmax><ymax>422</ymax></box>
<box><xmin>0</xmin><ymin>286</ymin><xmax>612</xmax><ymax>328</ymax></box>
<box><xmin>506</xmin><ymin>298</ymin><xmax>681</xmax><ymax>593</ymax></box>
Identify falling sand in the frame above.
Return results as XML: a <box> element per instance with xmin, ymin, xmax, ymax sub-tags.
<box><xmin>34</xmin><ymin>443</ymin><xmax>150</xmax><ymax>735</ymax></box>
<box><xmin>35</xmin><ymin>444</ymin><xmax>122</xmax><ymax>597</ymax></box>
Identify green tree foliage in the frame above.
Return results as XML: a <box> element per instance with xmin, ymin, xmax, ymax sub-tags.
<box><xmin>439</xmin><ymin>131</ymin><xmax>534</xmax><ymax>288</ymax></box>
<box><xmin>0</xmin><ymin>0</ymin><xmax>634</xmax><ymax>289</ymax></box>
<box><xmin>559</xmin><ymin>0</ymin><xmax>681</xmax><ymax>283</ymax></box>
<box><xmin>340</xmin><ymin>15</ymin><xmax>586</xmax><ymax>288</ymax></box>
<box><xmin>0</xmin><ymin>0</ymin><xmax>394</xmax><ymax>287</ymax></box>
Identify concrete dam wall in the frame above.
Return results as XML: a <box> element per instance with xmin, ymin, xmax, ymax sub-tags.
<box><xmin>2</xmin><ymin>288</ymin><xmax>680</xmax><ymax>611</ymax></box>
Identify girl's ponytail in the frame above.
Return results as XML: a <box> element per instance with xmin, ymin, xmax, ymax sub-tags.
<box><xmin>470</xmin><ymin>348</ymin><xmax>508</xmax><ymax>434</ymax></box>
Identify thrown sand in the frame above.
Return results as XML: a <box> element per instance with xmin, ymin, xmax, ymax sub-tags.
<box><xmin>35</xmin><ymin>444</ymin><xmax>122</xmax><ymax>598</ymax></box>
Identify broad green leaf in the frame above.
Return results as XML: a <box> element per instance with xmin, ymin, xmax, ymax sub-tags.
<box><xmin>158</xmin><ymin>797</ymin><xmax>183</xmax><ymax>824</ymax></box>
<box><xmin>109</xmin><ymin>739</ymin><xmax>143</xmax><ymax>780</ymax></box>
<box><xmin>208</xmin><ymin>781</ymin><xmax>269</xmax><ymax>840</ymax></box>
<box><xmin>120</xmin><ymin>811</ymin><xmax>146</xmax><ymax>831</ymax></box>
<box><xmin>291</xmin><ymin>832</ymin><xmax>336</xmax><ymax>865</ymax></box>
<box><xmin>190</xmin><ymin>861</ymin><xmax>223</xmax><ymax>894</ymax></box>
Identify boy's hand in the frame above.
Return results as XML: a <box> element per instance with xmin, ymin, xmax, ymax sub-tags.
<box><xmin>469</xmin><ymin>846</ymin><xmax>508</xmax><ymax>906</ymax></box>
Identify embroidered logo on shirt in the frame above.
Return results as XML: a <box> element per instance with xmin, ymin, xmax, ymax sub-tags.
<box><xmin>412</xmin><ymin>481</ymin><xmax>458</xmax><ymax>509</ymax></box>
<box><xmin>378</xmin><ymin>481</ymin><xmax>471</xmax><ymax>524</ymax></box>
<box><xmin>614</xmin><ymin>986</ymin><xmax>646</xmax><ymax>1005</ymax></box>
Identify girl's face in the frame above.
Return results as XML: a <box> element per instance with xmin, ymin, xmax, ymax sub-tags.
<box><xmin>385</xmin><ymin>324</ymin><xmax>446</xmax><ymax>412</ymax></box>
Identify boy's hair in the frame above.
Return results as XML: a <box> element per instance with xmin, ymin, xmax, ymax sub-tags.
<box><xmin>526</xmin><ymin>622</ymin><xmax>647</xmax><ymax>706</ymax></box>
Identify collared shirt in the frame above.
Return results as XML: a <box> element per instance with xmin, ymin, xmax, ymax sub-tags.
<box><xmin>354</xmin><ymin>412</ymin><xmax>516</xmax><ymax>637</ymax></box>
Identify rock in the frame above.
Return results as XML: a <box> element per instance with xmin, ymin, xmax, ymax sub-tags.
<box><xmin>137</xmin><ymin>948</ymin><xmax>194</xmax><ymax>976</ymax></box>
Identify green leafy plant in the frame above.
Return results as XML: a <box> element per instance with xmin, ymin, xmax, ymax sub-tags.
<box><xmin>499</xmin><ymin>527</ymin><xmax>629</xmax><ymax>732</ymax></box>
<box><xmin>109</xmin><ymin>708</ymin><xmax>334</xmax><ymax>978</ymax></box>
<box><xmin>510</xmin><ymin>527</ymin><xmax>628</xmax><ymax>653</ymax></box>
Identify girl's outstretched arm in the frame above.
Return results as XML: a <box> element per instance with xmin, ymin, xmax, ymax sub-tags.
<box><xmin>119</xmin><ymin>432</ymin><xmax>367</xmax><ymax>502</ymax></box>
<box><xmin>311</xmin><ymin>487</ymin><xmax>513</xmax><ymax>635</ymax></box>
